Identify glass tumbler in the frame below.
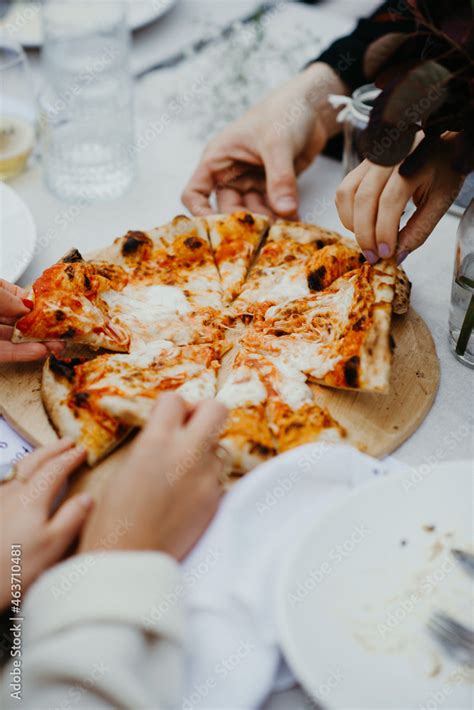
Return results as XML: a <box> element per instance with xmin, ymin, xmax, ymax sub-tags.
<box><xmin>0</xmin><ymin>39</ymin><xmax>36</xmax><ymax>180</ymax></box>
<box><xmin>40</xmin><ymin>0</ymin><xmax>135</xmax><ymax>202</ymax></box>
<box><xmin>449</xmin><ymin>198</ymin><xmax>474</xmax><ymax>368</ymax></box>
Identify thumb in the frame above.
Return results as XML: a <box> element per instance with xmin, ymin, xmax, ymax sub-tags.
<box><xmin>47</xmin><ymin>493</ymin><xmax>94</xmax><ymax>559</ymax></box>
<box><xmin>397</xmin><ymin>190</ymin><xmax>454</xmax><ymax>261</ymax></box>
<box><xmin>261</xmin><ymin>141</ymin><xmax>298</xmax><ymax>216</ymax></box>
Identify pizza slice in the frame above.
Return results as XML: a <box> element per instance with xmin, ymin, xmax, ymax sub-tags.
<box><xmin>232</xmin><ymin>221</ymin><xmax>356</xmax><ymax>319</ymax></box>
<box><xmin>42</xmin><ymin>354</ymin><xmax>131</xmax><ymax>466</ymax></box>
<box><xmin>108</xmin><ymin>215</ymin><xmax>224</xmax><ymax>311</ymax></box>
<box><xmin>204</xmin><ymin>211</ymin><xmax>269</xmax><ymax>302</ymax></box>
<box><xmin>243</xmin><ymin>262</ymin><xmax>397</xmax><ymax>393</ymax></box>
<box><xmin>13</xmin><ymin>249</ymin><xmax>131</xmax><ymax>352</ymax></box>
<box><xmin>42</xmin><ymin>341</ymin><xmax>222</xmax><ymax>464</ymax></box>
<box><xmin>216</xmin><ymin>354</ymin><xmax>276</xmax><ymax>474</ymax></box>
<box><xmin>97</xmin><ymin>342</ymin><xmax>221</xmax><ymax>427</ymax></box>
<box><xmin>216</xmin><ymin>350</ymin><xmax>345</xmax><ymax>474</ymax></box>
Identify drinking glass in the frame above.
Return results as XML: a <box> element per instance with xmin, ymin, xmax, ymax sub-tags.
<box><xmin>340</xmin><ymin>83</ymin><xmax>381</xmax><ymax>176</ymax></box>
<box><xmin>40</xmin><ymin>0</ymin><xmax>135</xmax><ymax>202</ymax></box>
<box><xmin>0</xmin><ymin>39</ymin><xmax>36</xmax><ymax>180</ymax></box>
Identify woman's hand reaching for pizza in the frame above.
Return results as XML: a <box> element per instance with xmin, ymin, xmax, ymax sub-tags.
<box><xmin>335</xmin><ymin>137</ymin><xmax>465</xmax><ymax>264</ymax></box>
<box><xmin>0</xmin><ymin>279</ymin><xmax>64</xmax><ymax>363</ymax></box>
<box><xmin>79</xmin><ymin>393</ymin><xmax>229</xmax><ymax>561</ymax></box>
<box><xmin>182</xmin><ymin>62</ymin><xmax>347</xmax><ymax>220</ymax></box>
<box><xmin>0</xmin><ymin>439</ymin><xmax>93</xmax><ymax>612</ymax></box>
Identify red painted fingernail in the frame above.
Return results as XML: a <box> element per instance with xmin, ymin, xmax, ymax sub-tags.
<box><xmin>22</xmin><ymin>298</ymin><xmax>34</xmax><ymax>309</ymax></box>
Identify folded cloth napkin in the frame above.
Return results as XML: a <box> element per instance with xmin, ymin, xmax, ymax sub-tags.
<box><xmin>181</xmin><ymin>443</ymin><xmax>404</xmax><ymax>709</ymax></box>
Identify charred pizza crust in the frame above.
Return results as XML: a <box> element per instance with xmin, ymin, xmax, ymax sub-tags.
<box><xmin>42</xmin><ymin>356</ymin><xmax>131</xmax><ymax>465</ymax></box>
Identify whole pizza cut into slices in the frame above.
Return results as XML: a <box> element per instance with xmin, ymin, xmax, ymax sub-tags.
<box><xmin>13</xmin><ymin>249</ymin><xmax>131</xmax><ymax>352</ymax></box>
<box><xmin>42</xmin><ymin>341</ymin><xmax>222</xmax><ymax>464</ymax></box>
<box><xmin>243</xmin><ymin>261</ymin><xmax>396</xmax><ymax>393</ymax></box>
<box><xmin>11</xmin><ymin>211</ymin><xmax>411</xmax><ymax>474</ymax></box>
<box><xmin>204</xmin><ymin>211</ymin><xmax>269</xmax><ymax>302</ymax></box>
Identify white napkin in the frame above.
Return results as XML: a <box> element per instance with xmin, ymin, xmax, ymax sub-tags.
<box><xmin>181</xmin><ymin>443</ymin><xmax>405</xmax><ymax>709</ymax></box>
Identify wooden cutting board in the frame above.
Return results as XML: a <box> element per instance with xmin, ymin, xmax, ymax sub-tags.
<box><xmin>0</xmin><ymin>308</ymin><xmax>439</xmax><ymax>499</ymax></box>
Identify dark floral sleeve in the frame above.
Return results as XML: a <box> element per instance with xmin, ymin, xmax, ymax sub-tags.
<box><xmin>312</xmin><ymin>0</ymin><xmax>416</xmax><ymax>91</ymax></box>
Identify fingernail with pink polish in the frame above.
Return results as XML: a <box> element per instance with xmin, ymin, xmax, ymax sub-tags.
<box><xmin>397</xmin><ymin>250</ymin><xmax>409</xmax><ymax>265</ymax></box>
<box><xmin>378</xmin><ymin>243</ymin><xmax>392</xmax><ymax>258</ymax></box>
<box><xmin>22</xmin><ymin>298</ymin><xmax>34</xmax><ymax>309</ymax></box>
<box><xmin>363</xmin><ymin>250</ymin><xmax>378</xmax><ymax>265</ymax></box>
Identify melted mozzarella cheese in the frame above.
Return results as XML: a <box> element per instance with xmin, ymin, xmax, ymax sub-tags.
<box><xmin>264</xmin><ymin>356</ymin><xmax>313</xmax><ymax>410</ymax></box>
<box><xmin>104</xmin><ymin>284</ymin><xmax>192</xmax><ymax>324</ymax></box>
<box><xmin>177</xmin><ymin>370</ymin><xmax>216</xmax><ymax>403</ymax></box>
<box><xmin>217</xmin><ymin>367</ymin><xmax>267</xmax><ymax>408</ymax></box>
<box><xmin>242</xmin><ymin>266</ymin><xmax>309</xmax><ymax>304</ymax></box>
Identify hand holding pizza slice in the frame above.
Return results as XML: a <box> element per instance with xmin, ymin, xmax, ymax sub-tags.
<box><xmin>0</xmin><ymin>279</ymin><xmax>65</xmax><ymax>363</ymax></box>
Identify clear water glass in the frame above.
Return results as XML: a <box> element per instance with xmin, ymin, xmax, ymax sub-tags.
<box><xmin>40</xmin><ymin>0</ymin><xmax>135</xmax><ymax>202</ymax></box>
<box><xmin>449</xmin><ymin>199</ymin><xmax>474</xmax><ymax>368</ymax></box>
<box><xmin>0</xmin><ymin>39</ymin><xmax>36</xmax><ymax>180</ymax></box>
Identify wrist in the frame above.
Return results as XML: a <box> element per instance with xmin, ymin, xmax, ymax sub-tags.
<box><xmin>301</xmin><ymin>62</ymin><xmax>349</xmax><ymax>140</ymax></box>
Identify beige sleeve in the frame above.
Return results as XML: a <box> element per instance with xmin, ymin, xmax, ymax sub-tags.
<box><xmin>1</xmin><ymin>551</ymin><xmax>187</xmax><ymax>709</ymax></box>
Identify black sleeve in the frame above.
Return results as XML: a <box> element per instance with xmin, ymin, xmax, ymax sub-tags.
<box><xmin>311</xmin><ymin>0</ymin><xmax>416</xmax><ymax>91</ymax></box>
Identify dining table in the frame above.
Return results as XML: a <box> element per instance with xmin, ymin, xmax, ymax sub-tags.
<box><xmin>1</xmin><ymin>1</ymin><xmax>472</xmax><ymax>706</ymax></box>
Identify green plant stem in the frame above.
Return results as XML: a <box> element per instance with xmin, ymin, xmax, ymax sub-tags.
<box><xmin>456</xmin><ymin>293</ymin><xmax>474</xmax><ymax>356</ymax></box>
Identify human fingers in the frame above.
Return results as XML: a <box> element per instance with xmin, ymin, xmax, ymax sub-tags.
<box><xmin>12</xmin><ymin>438</ymin><xmax>74</xmax><ymax>484</ymax></box>
<box><xmin>353</xmin><ymin>165</ymin><xmax>394</xmax><ymax>261</ymax></box>
<box><xmin>397</xmin><ymin>189</ymin><xmax>457</xmax><ymax>261</ymax></box>
<box><xmin>0</xmin><ymin>341</ymin><xmax>54</xmax><ymax>363</ymax></box>
<box><xmin>216</xmin><ymin>187</ymin><xmax>246</xmax><ymax>213</ymax></box>
<box><xmin>33</xmin><ymin>446</ymin><xmax>87</xmax><ymax>508</ymax></box>
<box><xmin>141</xmin><ymin>392</ymin><xmax>190</xmax><ymax>442</ymax></box>
<box><xmin>374</xmin><ymin>170</ymin><xmax>414</xmax><ymax>259</ymax></box>
<box><xmin>182</xmin><ymin>162</ymin><xmax>215</xmax><ymax>216</ymax></box>
<box><xmin>243</xmin><ymin>190</ymin><xmax>274</xmax><ymax>218</ymax></box>
<box><xmin>46</xmin><ymin>493</ymin><xmax>94</xmax><ymax>558</ymax></box>
<box><xmin>0</xmin><ymin>279</ymin><xmax>29</xmax><ymax>299</ymax></box>
<box><xmin>335</xmin><ymin>160</ymin><xmax>371</xmax><ymax>234</ymax></box>
<box><xmin>186</xmin><ymin>399</ymin><xmax>228</xmax><ymax>451</ymax></box>
<box><xmin>0</xmin><ymin>283</ymin><xmax>31</xmax><ymax>319</ymax></box>
<box><xmin>260</xmin><ymin>139</ymin><xmax>298</xmax><ymax>217</ymax></box>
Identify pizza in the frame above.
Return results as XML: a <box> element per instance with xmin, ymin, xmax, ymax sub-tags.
<box><xmin>13</xmin><ymin>249</ymin><xmax>131</xmax><ymax>352</ymax></box>
<box><xmin>14</xmin><ymin>213</ymin><xmax>410</xmax><ymax>473</ymax></box>
<box><xmin>205</xmin><ymin>211</ymin><xmax>269</xmax><ymax>302</ymax></box>
<box><xmin>216</xmin><ymin>350</ymin><xmax>346</xmax><ymax>473</ymax></box>
<box><xmin>43</xmin><ymin>341</ymin><xmax>222</xmax><ymax>464</ymax></box>
<box><xmin>242</xmin><ymin>261</ymin><xmax>396</xmax><ymax>393</ymax></box>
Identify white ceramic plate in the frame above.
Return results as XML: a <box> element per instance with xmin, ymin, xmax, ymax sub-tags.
<box><xmin>277</xmin><ymin>460</ymin><xmax>474</xmax><ymax>709</ymax></box>
<box><xmin>0</xmin><ymin>0</ymin><xmax>178</xmax><ymax>47</ymax></box>
<box><xmin>0</xmin><ymin>182</ymin><xmax>37</xmax><ymax>283</ymax></box>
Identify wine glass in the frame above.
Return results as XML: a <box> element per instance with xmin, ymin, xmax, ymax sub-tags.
<box><xmin>0</xmin><ymin>39</ymin><xmax>36</xmax><ymax>180</ymax></box>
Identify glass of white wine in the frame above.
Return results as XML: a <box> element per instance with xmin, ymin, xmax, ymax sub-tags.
<box><xmin>0</xmin><ymin>39</ymin><xmax>36</xmax><ymax>180</ymax></box>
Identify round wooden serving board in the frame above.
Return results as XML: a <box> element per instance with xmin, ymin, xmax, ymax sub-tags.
<box><xmin>0</xmin><ymin>308</ymin><xmax>439</xmax><ymax>499</ymax></box>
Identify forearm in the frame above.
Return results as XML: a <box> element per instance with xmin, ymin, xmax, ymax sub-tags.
<box><xmin>300</xmin><ymin>61</ymin><xmax>350</xmax><ymax>140</ymax></box>
<box><xmin>1</xmin><ymin>552</ymin><xmax>186</xmax><ymax>709</ymax></box>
